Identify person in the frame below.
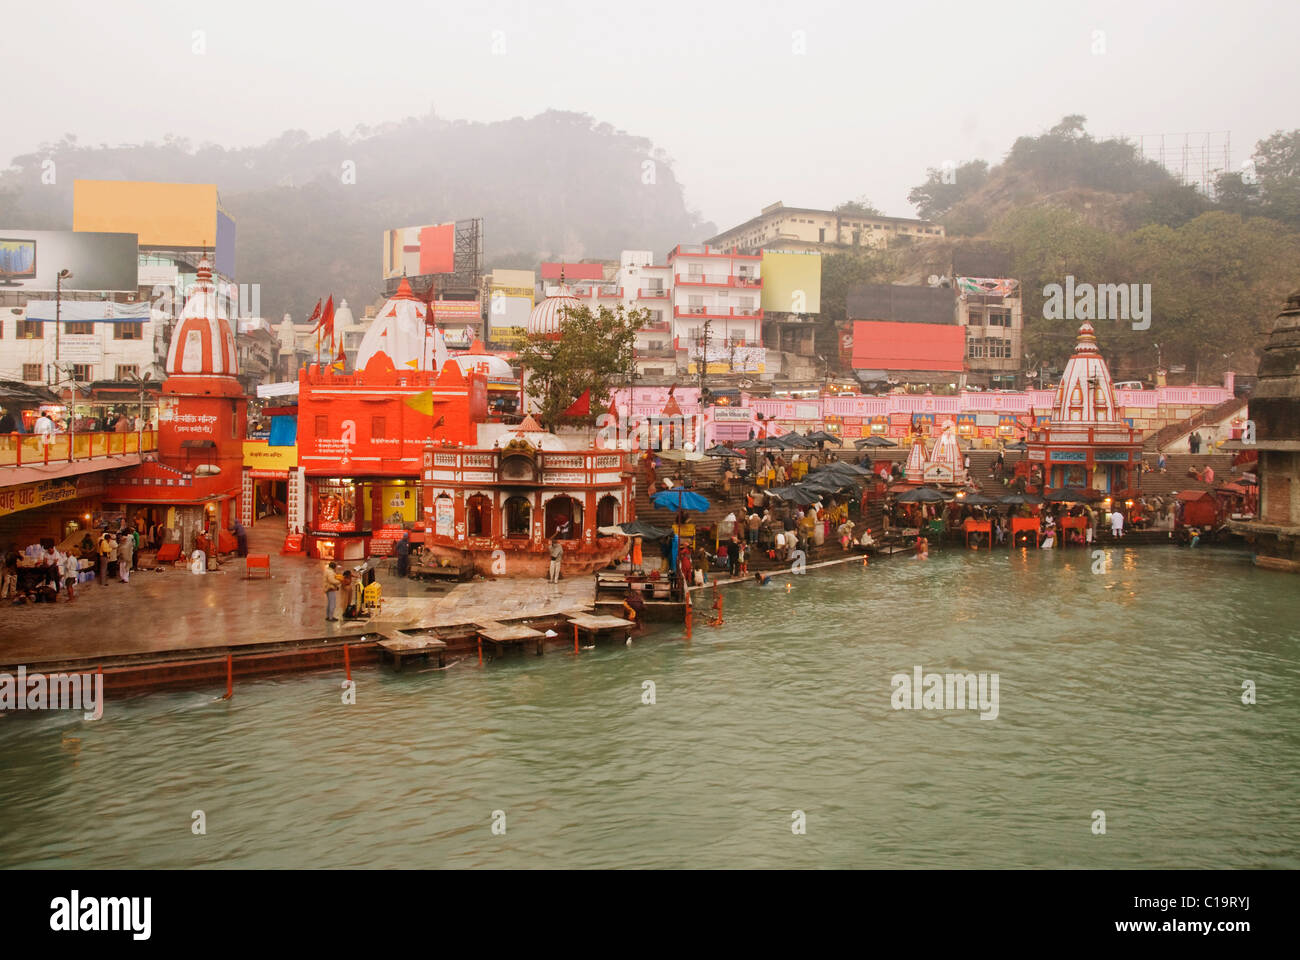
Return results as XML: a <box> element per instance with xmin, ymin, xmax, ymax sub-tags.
<box><xmin>548</xmin><ymin>538</ymin><xmax>563</xmax><ymax>583</ymax></box>
<box><xmin>1</xmin><ymin>544</ymin><xmax>18</xmax><ymax>600</ymax></box>
<box><xmin>722</xmin><ymin>467</ymin><xmax>733</xmax><ymax>499</ymax></box>
<box><xmin>1157</xmin><ymin>451</ymin><xmax>1167</xmax><ymax>473</ymax></box>
<box><xmin>678</xmin><ymin>544</ymin><xmax>694</xmax><ymax>588</ymax></box>
<box><xmin>341</xmin><ymin>571</ymin><xmax>364</xmax><ymax>619</ymax></box>
<box><xmin>737</xmin><ymin>540</ymin><xmax>749</xmax><ymax>576</ymax></box>
<box><xmin>630</xmin><ymin>535</ymin><xmax>644</xmax><ymax>574</ymax></box>
<box><xmin>1111</xmin><ymin>508</ymin><xmax>1125</xmax><ymax>539</ymax></box>
<box><xmin>1202</xmin><ymin>464</ymin><xmax>1215</xmax><ymax>484</ymax></box>
<box><xmin>727</xmin><ymin>533</ymin><xmax>740</xmax><ymax>577</ymax></box>
<box><xmin>33</xmin><ymin>411</ymin><xmax>55</xmax><ymax>444</ymax></box>
<box><xmin>693</xmin><ymin>541</ymin><xmax>709</xmax><ymax>584</ymax></box>
<box><xmin>753</xmin><ymin>571</ymin><xmax>772</xmax><ymax>587</ymax></box>
<box><xmin>395</xmin><ymin>531</ymin><xmax>410</xmax><ymax>578</ymax></box>
<box><xmin>130</xmin><ymin>524</ymin><xmax>141</xmax><ymax>570</ymax></box>
<box><xmin>0</xmin><ymin>408</ymin><xmax>15</xmax><ymax>434</ymax></box>
<box><xmin>706</xmin><ymin>585</ymin><xmax>724</xmax><ymax>626</ymax></box>
<box><xmin>1189</xmin><ymin>431</ymin><xmax>1200</xmax><ymax>454</ymax></box>
<box><xmin>232</xmin><ymin>519</ymin><xmax>249</xmax><ymax>558</ymax></box>
<box><xmin>323</xmin><ymin>561</ymin><xmax>342</xmax><ymax>621</ymax></box>
<box><xmin>621</xmin><ymin>587</ymin><xmax>645</xmax><ymax>627</ymax></box>
<box><xmin>62</xmin><ymin>550</ymin><xmax>79</xmax><ymax>601</ymax></box>
<box><xmin>114</xmin><ymin>413</ymin><xmax>130</xmax><ymax>433</ymax></box>
<box><xmin>914</xmin><ymin>536</ymin><xmax>929</xmax><ymax>559</ymax></box>
<box><xmin>746</xmin><ymin>510</ymin><xmax>760</xmax><ymax>545</ymax></box>
<box><xmin>98</xmin><ymin>531</ymin><xmax>116</xmax><ymax>584</ymax></box>
<box><xmin>117</xmin><ymin>531</ymin><xmax>134</xmax><ymax>582</ymax></box>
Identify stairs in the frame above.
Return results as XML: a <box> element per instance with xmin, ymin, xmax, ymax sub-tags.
<box><xmin>1143</xmin><ymin>397</ymin><xmax>1247</xmax><ymax>452</ymax></box>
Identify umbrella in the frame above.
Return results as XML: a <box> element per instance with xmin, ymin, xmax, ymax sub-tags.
<box><xmin>657</xmin><ymin>449</ymin><xmax>706</xmax><ymax>463</ymax></box>
<box><xmin>999</xmin><ymin>492</ymin><xmax>1044</xmax><ymax>506</ymax></box>
<box><xmin>814</xmin><ymin>461</ymin><xmax>873</xmax><ymax>477</ymax></box>
<box><xmin>1045</xmin><ymin>488</ymin><xmax>1098</xmax><ymax>503</ymax></box>
<box><xmin>804</xmin><ymin>431</ymin><xmax>842</xmax><ymax>446</ymax></box>
<box><xmin>651</xmin><ymin>488</ymin><xmax>711</xmax><ymax>512</ymax></box>
<box><xmin>603</xmin><ymin>520</ymin><xmax>671</xmax><ymax>539</ymax></box>
<box><xmin>703</xmin><ymin>444</ymin><xmax>746</xmax><ymax>459</ymax></box>
<box><xmin>894</xmin><ymin>486</ymin><xmax>953</xmax><ymax>503</ymax></box>
<box><xmin>766</xmin><ymin>486</ymin><xmax>821</xmax><ymax>506</ymax></box>
<box><xmin>1004</xmin><ymin>440</ymin><xmax>1028</xmax><ymax>451</ymax></box>
<box><xmin>857</xmin><ymin>436</ymin><xmax>897</xmax><ymax>448</ymax></box>
<box><xmin>952</xmin><ymin>492</ymin><xmax>1002</xmax><ymax>506</ymax></box>
<box><xmin>733</xmin><ymin>438</ymin><xmax>763</xmax><ymax>450</ymax></box>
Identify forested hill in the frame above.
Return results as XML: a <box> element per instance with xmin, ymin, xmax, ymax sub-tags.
<box><xmin>0</xmin><ymin>110</ymin><xmax>715</xmax><ymax>321</ymax></box>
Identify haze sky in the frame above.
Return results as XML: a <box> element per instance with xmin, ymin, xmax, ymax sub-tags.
<box><xmin>6</xmin><ymin>0</ymin><xmax>1297</xmax><ymax>230</ymax></box>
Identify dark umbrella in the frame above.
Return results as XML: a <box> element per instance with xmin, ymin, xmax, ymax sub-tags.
<box><xmin>651</xmin><ymin>488</ymin><xmax>711</xmax><ymax>512</ymax></box>
<box><xmin>703</xmin><ymin>444</ymin><xmax>746</xmax><ymax>459</ymax></box>
<box><xmin>857</xmin><ymin>435</ymin><xmax>898</xmax><ymax>448</ymax></box>
<box><xmin>1005</xmin><ymin>440</ymin><xmax>1028</xmax><ymax>451</ymax></box>
<box><xmin>999</xmin><ymin>492</ymin><xmax>1044</xmax><ymax>506</ymax></box>
<box><xmin>615</xmin><ymin>520</ymin><xmax>672</xmax><ymax>539</ymax></box>
<box><xmin>804</xmin><ymin>430</ymin><xmax>843</xmax><ymax>446</ymax></box>
<box><xmin>766</xmin><ymin>486</ymin><xmax>821</xmax><ymax>506</ymax></box>
<box><xmin>953</xmin><ymin>492</ymin><xmax>1002</xmax><ymax>506</ymax></box>
<box><xmin>895</xmin><ymin>486</ymin><xmax>953</xmax><ymax>503</ymax></box>
<box><xmin>1045</xmin><ymin>488</ymin><xmax>1098</xmax><ymax>503</ymax></box>
<box><xmin>733</xmin><ymin>438</ymin><xmax>763</xmax><ymax>450</ymax></box>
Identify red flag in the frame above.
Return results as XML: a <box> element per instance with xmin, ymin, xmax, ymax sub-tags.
<box><xmin>305</xmin><ymin>298</ymin><xmax>322</xmax><ymax>330</ymax></box>
<box><xmin>563</xmin><ymin>388</ymin><xmax>591</xmax><ymax>418</ymax></box>
<box><xmin>607</xmin><ymin>396</ymin><xmax>619</xmax><ymax>421</ymax></box>
<box><xmin>314</xmin><ymin>295</ymin><xmax>335</xmax><ymax>337</ymax></box>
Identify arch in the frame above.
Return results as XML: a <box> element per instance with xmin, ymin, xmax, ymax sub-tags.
<box><xmin>466</xmin><ymin>493</ymin><xmax>492</xmax><ymax>538</ymax></box>
<box><xmin>504</xmin><ymin>496</ymin><xmax>532</xmax><ymax>538</ymax></box>
<box><xmin>544</xmin><ymin>495</ymin><xmax>583</xmax><ymax>540</ymax></box>
<box><xmin>596</xmin><ymin>493</ymin><xmax>619</xmax><ymax>528</ymax></box>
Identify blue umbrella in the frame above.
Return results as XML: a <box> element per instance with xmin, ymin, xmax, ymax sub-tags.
<box><xmin>651</xmin><ymin>488</ymin><xmax>711</xmax><ymax>512</ymax></box>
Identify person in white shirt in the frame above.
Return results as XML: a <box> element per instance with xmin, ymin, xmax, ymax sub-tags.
<box><xmin>33</xmin><ymin>413</ymin><xmax>54</xmax><ymax>443</ymax></box>
<box><xmin>61</xmin><ymin>550</ymin><xmax>80</xmax><ymax>600</ymax></box>
<box><xmin>1111</xmin><ymin>510</ymin><xmax>1125</xmax><ymax>539</ymax></box>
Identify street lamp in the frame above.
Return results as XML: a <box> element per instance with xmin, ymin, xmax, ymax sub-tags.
<box><xmin>54</xmin><ymin>269</ymin><xmax>72</xmax><ymax>386</ymax></box>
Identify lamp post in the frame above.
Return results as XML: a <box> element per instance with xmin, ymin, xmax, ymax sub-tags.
<box><xmin>53</xmin><ymin>268</ymin><xmax>72</xmax><ymax>386</ymax></box>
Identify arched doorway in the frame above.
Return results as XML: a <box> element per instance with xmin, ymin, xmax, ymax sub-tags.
<box><xmin>504</xmin><ymin>496</ymin><xmax>531</xmax><ymax>538</ymax></box>
<box><xmin>596</xmin><ymin>494</ymin><xmax>619</xmax><ymax>529</ymax></box>
<box><xmin>544</xmin><ymin>496</ymin><xmax>582</xmax><ymax>539</ymax></box>
<box><xmin>466</xmin><ymin>494</ymin><xmax>492</xmax><ymax>537</ymax></box>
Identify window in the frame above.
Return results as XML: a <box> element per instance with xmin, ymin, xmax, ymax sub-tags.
<box><xmin>17</xmin><ymin>320</ymin><xmax>43</xmax><ymax>339</ymax></box>
<box><xmin>65</xmin><ymin>322</ymin><xmax>94</xmax><ymax>335</ymax></box>
<box><xmin>967</xmin><ymin>338</ymin><xmax>986</xmax><ymax>359</ymax></box>
<box><xmin>22</xmin><ymin>363</ymin><xmax>41</xmax><ymax>382</ymax></box>
<box><xmin>114</xmin><ymin>322</ymin><xmax>144</xmax><ymax>341</ymax></box>
<box><xmin>70</xmin><ymin>364</ymin><xmax>93</xmax><ymax>382</ymax></box>
<box><xmin>818</xmin><ymin>228</ymin><xmax>825</xmax><ymax>242</ymax></box>
<box><xmin>988</xmin><ymin>311</ymin><xmax>1011</xmax><ymax>327</ymax></box>
<box><xmin>371</xmin><ymin>416</ymin><xmax>386</xmax><ymax>439</ymax></box>
<box><xmin>115</xmin><ymin>364</ymin><xmax>140</xmax><ymax>381</ymax></box>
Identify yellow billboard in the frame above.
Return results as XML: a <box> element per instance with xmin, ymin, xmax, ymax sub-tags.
<box><xmin>243</xmin><ymin>440</ymin><xmax>298</xmax><ymax>473</ymax></box>
<box><xmin>74</xmin><ymin>180</ymin><xmax>227</xmax><ymax>248</ymax></box>
<box><xmin>760</xmin><ymin>251</ymin><xmax>821</xmax><ymax>314</ymax></box>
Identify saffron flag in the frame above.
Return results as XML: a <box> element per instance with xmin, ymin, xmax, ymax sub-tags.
<box><xmin>405</xmin><ymin>358</ymin><xmax>420</xmax><ymax>369</ymax></box>
<box><xmin>563</xmin><ymin>388</ymin><xmax>591</xmax><ymax>418</ymax></box>
<box><xmin>404</xmin><ymin>390</ymin><xmax>435</xmax><ymax>415</ymax></box>
<box><xmin>315</xmin><ymin>295</ymin><xmax>335</xmax><ymax>337</ymax></box>
<box><xmin>332</xmin><ymin>342</ymin><xmax>346</xmax><ymax>371</ymax></box>
<box><xmin>305</xmin><ymin>299</ymin><xmax>322</xmax><ymax>329</ymax></box>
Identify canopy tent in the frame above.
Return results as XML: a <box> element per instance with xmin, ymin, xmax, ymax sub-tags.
<box><xmin>1004</xmin><ymin>440</ymin><xmax>1028</xmax><ymax>451</ymax></box>
<box><xmin>703</xmin><ymin>444</ymin><xmax>746</xmax><ymax>459</ymax></box>
<box><xmin>999</xmin><ymin>492</ymin><xmax>1044</xmax><ymax>505</ymax></box>
<box><xmin>856</xmin><ymin>436</ymin><xmax>898</xmax><ymax>448</ymax></box>
<box><xmin>765</xmin><ymin>486</ymin><xmax>821</xmax><ymax>506</ymax></box>
<box><xmin>598</xmin><ymin>520</ymin><xmax>672</xmax><ymax>540</ymax></box>
<box><xmin>656</xmin><ymin>449</ymin><xmax>707</xmax><ymax>463</ymax></box>
<box><xmin>651</xmin><ymin>488</ymin><xmax>711</xmax><ymax>512</ymax></box>
<box><xmin>952</xmin><ymin>492</ymin><xmax>1002</xmax><ymax>506</ymax></box>
<box><xmin>1045</xmin><ymin>488</ymin><xmax>1101</xmax><ymax>503</ymax></box>
<box><xmin>803</xmin><ymin>431</ymin><xmax>842</xmax><ymax>445</ymax></box>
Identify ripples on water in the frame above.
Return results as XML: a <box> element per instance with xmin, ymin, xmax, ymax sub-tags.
<box><xmin>1</xmin><ymin>546</ymin><xmax>1297</xmax><ymax>869</ymax></box>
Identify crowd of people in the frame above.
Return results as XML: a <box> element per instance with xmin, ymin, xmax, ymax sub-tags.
<box><xmin>0</xmin><ymin>521</ymin><xmax>162</xmax><ymax>605</ymax></box>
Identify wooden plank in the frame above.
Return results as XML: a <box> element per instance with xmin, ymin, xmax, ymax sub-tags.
<box><xmin>475</xmin><ymin>621</ymin><xmax>545</xmax><ymax>643</ymax></box>
<box><xmin>568</xmin><ymin>613</ymin><xmax>634</xmax><ymax>631</ymax></box>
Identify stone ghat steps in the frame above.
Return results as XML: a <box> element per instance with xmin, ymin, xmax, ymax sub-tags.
<box><xmin>1135</xmin><ymin>453</ymin><xmax>1240</xmax><ymax>497</ymax></box>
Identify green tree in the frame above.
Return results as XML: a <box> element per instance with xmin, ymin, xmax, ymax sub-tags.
<box><xmin>1251</xmin><ymin>129</ymin><xmax>1300</xmax><ymax>228</ymax></box>
<box><xmin>816</xmin><ymin>248</ymin><xmax>905</xmax><ymax>369</ymax></box>
<box><xmin>516</xmin><ymin>303</ymin><xmax>647</xmax><ymax>431</ymax></box>
<box><xmin>907</xmin><ymin>160</ymin><xmax>989</xmax><ymax>220</ymax></box>
<box><xmin>833</xmin><ymin>196</ymin><xmax>882</xmax><ymax>217</ymax></box>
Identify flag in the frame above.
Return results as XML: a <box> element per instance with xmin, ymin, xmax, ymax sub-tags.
<box><xmin>305</xmin><ymin>298</ymin><xmax>322</xmax><ymax>329</ymax></box>
<box><xmin>404</xmin><ymin>358</ymin><xmax>420</xmax><ymax>369</ymax></box>
<box><xmin>563</xmin><ymin>388</ymin><xmax>591</xmax><ymax>418</ymax></box>
<box><xmin>332</xmin><ymin>342</ymin><xmax>346</xmax><ymax>371</ymax></box>
<box><xmin>404</xmin><ymin>391</ymin><xmax>434</xmax><ymax>415</ymax></box>
<box><xmin>314</xmin><ymin>295</ymin><xmax>335</xmax><ymax>337</ymax></box>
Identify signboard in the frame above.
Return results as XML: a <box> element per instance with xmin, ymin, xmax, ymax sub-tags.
<box><xmin>432</xmin><ymin>300</ymin><xmax>481</xmax><ymax>322</ymax></box>
<box><xmin>435</xmin><ymin>498</ymin><xmax>454</xmax><ymax>537</ymax></box>
<box><xmin>382</xmin><ymin>223</ymin><xmax>455</xmax><ymax>279</ymax></box>
<box><xmin>74</xmin><ymin>180</ymin><xmax>228</xmax><ymax>250</ymax></box>
<box><xmin>0</xmin><ymin>229</ymin><xmax>139</xmax><ymax>292</ymax></box>
<box><xmin>59</xmin><ymin>337</ymin><xmax>102</xmax><ymax>363</ymax></box>
<box><xmin>0</xmin><ymin>479</ymin><xmax>80</xmax><ymax>518</ymax></box>
<box><xmin>760</xmin><ymin>251</ymin><xmax>821</xmax><ymax>314</ymax></box>
<box><xmin>243</xmin><ymin>440</ymin><xmax>299</xmax><ymax>473</ymax></box>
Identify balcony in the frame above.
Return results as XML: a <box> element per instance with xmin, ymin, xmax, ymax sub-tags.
<box><xmin>666</xmin><ymin>244</ymin><xmax>763</xmax><ymax>261</ymax></box>
<box><xmin>675</xmin><ymin>274</ymin><xmax>763</xmax><ymax>289</ymax></box>
<box><xmin>637</xmin><ymin>288</ymin><xmax>669</xmax><ymax>299</ymax></box>
<box><xmin>1</xmin><ymin>429</ymin><xmax>158</xmax><ymax>468</ymax></box>
<box><xmin>641</xmin><ymin>321</ymin><xmax>672</xmax><ymax>333</ymax></box>
<box><xmin>673</xmin><ymin>306</ymin><xmax>764</xmax><ymax>321</ymax></box>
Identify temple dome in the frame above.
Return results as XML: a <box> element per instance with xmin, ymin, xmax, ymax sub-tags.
<box><xmin>165</xmin><ymin>259</ymin><xmax>238</xmax><ymax>377</ymax></box>
<box><xmin>1051</xmin><ymin>321</ymin><xmax>1119</xmax><ymax>424</ymax></box>
<box><xmin>334</xmin><ymin>298</ymin><xmax>355</xmax><ymax>328</ymax></box>
<box><xmin>527</xmin><ymin>294</ymin><xmax>581</xmax><ymax>339</ymax></box>
<box><xmin>354</xmin><ymin>279</ymin><xmax>446</xmax><ymax>373</ymax></box>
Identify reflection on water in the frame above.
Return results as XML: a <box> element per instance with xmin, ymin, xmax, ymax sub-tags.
<box><xmin>1</xmin><ymin>546</ymin><xmax>1297</xmax><ymax>869</ymax></box>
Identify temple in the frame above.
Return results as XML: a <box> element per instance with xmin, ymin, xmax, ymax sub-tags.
<box><xmin>1026</xmin><ymin>321</ymin><xmax>1142</xmax><ymax>497</ymax></box>
<box><xmin>101</xmin><ymin>258</ymin><xmax>248</xmax><ymax>550</ymax></box>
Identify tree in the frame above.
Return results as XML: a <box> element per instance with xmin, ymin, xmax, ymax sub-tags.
<box><xmin>833</xmin><ymin>196</ymin><xmax>882</xmax><ymax>217</ymax></box>
<box><xmin>1250</xmin><ymin>129</ymin><xmax>1300</xmax><ymax>229</ymax></box>
<box><xmin>907</xmin><ymin>160</ymin><xmax>989</xmax><ymax>220</ymax></box>
<box><xmin>516</xmin><ymin>303</ymin><xmax>647</xmax><ymax>431</ymax></box>
<box><xmin>816</xmin><ymin>248</ymin><xmax>905</xmax><ymax>370</ymax></box>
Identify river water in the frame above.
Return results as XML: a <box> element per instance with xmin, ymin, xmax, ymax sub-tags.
<box><xmin>2</xmin><ymin>545</ymin><xmax>1297</xmax><ymax>869</ymax></box>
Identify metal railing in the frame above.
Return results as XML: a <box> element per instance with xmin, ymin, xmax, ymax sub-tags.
<box><xmin>0</xmin><ymin>430</ymin><xmax>157</xmax><ymax>468</ymax></box>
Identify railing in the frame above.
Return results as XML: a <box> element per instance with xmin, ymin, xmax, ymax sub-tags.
<box><xmin>0</xmin><ymin>430</ymin><xmax>158</xmax><ymax>468</ymax></box>
<box><xmin>674</xmin><ymin>274</ymin><xmax>763</xmax><ymax>288</ymax></box>
<box><xmin>637</xmin><ymin>288</ymin><xmax>669</xmax><ymax>298</ymax></box>
<box><xmin>673</xmin><ymin>306</ymin><xmax>764</xmax><ymax>321</ymax></box>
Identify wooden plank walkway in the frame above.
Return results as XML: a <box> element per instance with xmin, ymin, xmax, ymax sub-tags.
<box><xmin>475</xmin><ymin>619</ymin><xmax>546</xmax><ymax>659</ymax></box>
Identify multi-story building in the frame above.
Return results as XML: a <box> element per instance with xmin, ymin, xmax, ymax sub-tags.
<box><xmin>955</xmin><ymin>277</ymin><xmax>1023</xmax><ymax>389</ymax></box>
<box><xmin>708</xmin><ymin>201</ymin><xmax>944</xmax><ymax>254</ymax></box>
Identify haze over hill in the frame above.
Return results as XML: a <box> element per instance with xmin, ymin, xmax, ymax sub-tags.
<box><xmin>0</xmin><ymin>110</ymin><xmax>715</xmax><ymax>322</ymax></box>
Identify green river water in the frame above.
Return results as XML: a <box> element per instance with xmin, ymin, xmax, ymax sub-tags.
<box><xmin>1</xmin><ymin>545</ymin><xmax>1297</xmax><ymax>869</ymax></box>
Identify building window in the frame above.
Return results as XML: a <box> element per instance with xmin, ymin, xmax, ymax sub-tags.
<box><xmin>370</xmin><ymin>416</ymin><xmax>386</xmax><ymax>438</ymax></box>
<box><xmin>17</xmin><ymin>320</ymin><xmax>43</xmax><ymax>339</ymax></box>
<box><xmin>114</xmin><ymin>322</ymin><xmax>144</xmax><ymax>340</ymax></box>
<box><xmin>22</xmin><ymin>363</ymin><xmax>41</xmax><ymax>382</ymax></box>
<box><xmin>115</xmin><ymin>364</ymin><xmax>140</xmax><ymax>381</ymax></box>
<box><xmin>70</xmin><ymin>364</ymin><xmax>93</xmax><ymax>382</ymax></box>
<box><xmin>65</xmin><ymin>322</ymin><xmax>94</xmax><ymax>335</ymax></box>
<box><xmin>988</xmin><ymin>310</ymin><xmax>1011</xmax><ymax>327</ymax></box>
<box><xmin>967</xmin><ymin>339</ymin><xmax>986</xmax><ymax>359</ymax></box>
<box><xmin>818</xmin><ymin>228</ymin><xmax>825</xmax><ymax>242</ymax></box>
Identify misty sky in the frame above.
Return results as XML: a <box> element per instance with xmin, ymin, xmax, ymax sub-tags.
<box><xmin>6</xmin><ymin>0</ymin><xmax>1297</xmax><ymax>231</ymax></box>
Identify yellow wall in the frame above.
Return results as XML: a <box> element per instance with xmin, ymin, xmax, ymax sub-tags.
<box><xmin>365</xmin><ymin>483</ymin><xmax>416</xmax><ymax>524</ymax></box>
<box><xmin>74</xmin><ymin>180</ymin><xmax>223</xmax><ymax>246</ymax></box>
<box><xmin>760</xmin><ymin>251</ymin><xmax>822</xmax><ymax>313</ymax></box>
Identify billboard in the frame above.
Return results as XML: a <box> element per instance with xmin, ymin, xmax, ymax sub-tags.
<box><xmin>383</xmin><ymin>223</ymin><xmax>455</xmax><ymax>279</ymax></box>
<box><xmin>0</xmin><ymin>230</ymin><xmax>138</xmax><ymax>291</ymax></box>
<box><xmin>760</xmin><ymin>251</ymin><xmax>821</xmax><ymax>314</ymax></box>
<box><xmin>431</xmin><ymin>300</ymin><xmax>481</xmax><ymax>323</ymax></box>
<box><xmin>488</xmin><ymin>294</ymin><xmax>531</xmax><ymax>344</ymax></box>
<box><xmin>74</xmin><ymin>180</ymin><xmax>229</xmax><ymax>249</ymax></box>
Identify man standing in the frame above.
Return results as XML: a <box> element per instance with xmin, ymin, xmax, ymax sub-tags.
<box><xmin>33</xmin><ymin>410</ymin><xmax>55</xmax><ymax>445</ymax></box>
<box><xmin>98</xmin><ymin>531</ymin><xmax>116</xmax><ymax>585</ymax></box>
<box><xmin>117</xmin><ymin>532</ymin><xmax>134</xmax><ymax>582</ymax></box>
<box><xmin>548</xmin><ymin>538</ymin><xmax>563</xmax><ymax>583</ymax></box>
<box><xmin>323</xmin><ymin>562</ymin><xmax>341</xmax><ymax>621</ymax></box>
<box><xmin>1111</xmin><ymin>508</ymin><xmax>1125</xmax><ymax>539</ymax></box>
